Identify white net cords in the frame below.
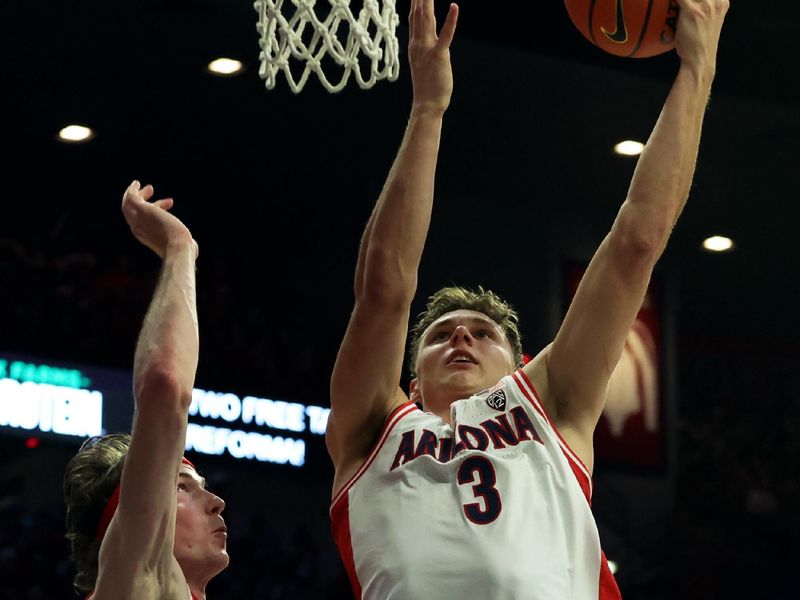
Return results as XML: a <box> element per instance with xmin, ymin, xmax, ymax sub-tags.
<box><xmin>254</xmin><ymin>0</ymin><xmax>400</xmax><ymax>93</ymax></box>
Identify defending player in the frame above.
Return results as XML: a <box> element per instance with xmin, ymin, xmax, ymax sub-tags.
<box><xmin>326</xmin><ymin>0</ymin><xmax>729</xmax><ymax>598</ymax></box>
<box><xmin>63</xmin><ymin>181</ymin><xmax>228</xmax><ymax>599</ymax></box>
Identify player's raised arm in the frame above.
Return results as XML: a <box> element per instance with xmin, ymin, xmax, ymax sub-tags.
<box><xmin>327</xmin><ymin>1</ymin><xmax>459</xmax><ymax>485</ymax></box>
<box><xmin>95</xmin><ymin>181</ymin><xmax>200</xmax><ymax>594</ymax></box>
<box><xmin>531</xmin><ymin>0</ymin><xmax>729</xmax><ymax>471</ymax></box>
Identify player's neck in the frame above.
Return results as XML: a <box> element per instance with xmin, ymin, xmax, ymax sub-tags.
<box><xmin>186</xmin><ymin>578</ymin><xmax>205</xmax><ymax>600</ymax></box>
<box><xmin>423</xmin><ymin>403</ymin><xmax>452</xmax><ymax>424</ymax></box>
<box><xmin>180</xmin><ymin>562</ymin><xmax>215</xmax><ymax>600</ymax></box>
<box><xmin>422</xmin><ymin>387</ymin><xmax>476</xmax><ymax>424</ymax></box>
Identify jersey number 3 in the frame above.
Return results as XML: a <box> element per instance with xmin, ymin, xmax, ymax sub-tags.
<box><xmin>457</xmin><ymin>456</ymin><xmax>502</xmax><ymax>524</ymax></box>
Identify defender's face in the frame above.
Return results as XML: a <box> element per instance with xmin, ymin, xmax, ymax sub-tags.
<box><xmin>173</xmin><ymin>466</ymin><xmax>229</xmax><ymax>576</ymax></box>
<box><xmin>414</xmin><ymin>309</ymin><xmax>515</xmax><ymax>403</ymax></box>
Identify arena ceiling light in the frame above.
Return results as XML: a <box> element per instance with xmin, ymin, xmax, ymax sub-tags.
<box><xmin>614</xmin><ymin>140</ymin><xmax>644</xmax><ymax>156</ymax></box>
<box><xmin>207</xmin><ymin>58</ymin><xmax>243</xmax><ymax>76</ymax></box>
<box><xmin>58</xmin><ymin>124</ymin><xmax>94</xmax><ymax>143</ymax></box>
<box><xmin>702</xmin><ymin>235</ymin><xmax>734</xmax><ymax>252</ymax></box>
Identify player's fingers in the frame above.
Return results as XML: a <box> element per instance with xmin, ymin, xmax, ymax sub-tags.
<box><xmin>438</xmin><ymin>3</ymin><xmax>459</xmax><ymax>48</ymax></box>
<box><xmin>409</xmin><ymin>0</ymin><xmax>420</xmax><ymax>34</ymax></box>
<box><xmin>140</xmin><ymin>184</ymin><xmax>155</xmax><ymax>202</ymax></box>
<box><xmin>154</xmin><ymin>198</ymin><xmax>174</xmax><ymax>211</ymax></box>
<box><xmin>121</xmin><ymin>195</ymin><xmax>138</xmax><ymax>220</ymax></box>
<box><xmin>122</xmin><ymin>180</ymin><xmax>139</xmax><ymax>208</ymax></box>
<box><xmin>419</xmin><ymin>0</ymin><xmax>435</xmax><ymax>41</ymax></box>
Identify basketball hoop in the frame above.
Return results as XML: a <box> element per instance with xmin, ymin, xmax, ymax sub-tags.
<box><xmin>254</xmin><ymin>0</ymin><xmax>400</xmax><ymax>93</ymax></box>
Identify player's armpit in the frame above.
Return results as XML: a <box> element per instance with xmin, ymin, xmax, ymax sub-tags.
<box><xmin>328</xmin><ymin>385</ymin><xmax>409</xmax><ymax>497</ymax></box>
<box><xmin>519</xmin><ymin>345</ymin><xmax>597</xmax><ymax>472</ymax></box>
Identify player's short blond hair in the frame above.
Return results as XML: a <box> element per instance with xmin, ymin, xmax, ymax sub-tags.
<box><xmin>409</xmin><ymin>286</ymin><xmax>523</xmax><ymax>377</ymax></box>
<box><xmin>63</xmin><ymin>433</ymin><xmax>130</xmax><ymax>594</ymax></box>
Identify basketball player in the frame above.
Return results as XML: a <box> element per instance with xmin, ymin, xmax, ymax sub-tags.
<box><xmin>327</xmin><ymin>0</ymin><xmax>728</xmax><ymax>597</ymax></box>
<box><xmin>63</xmin><ymin>181</ymin><xmax>228</xmax><ymax>599</ymax></box>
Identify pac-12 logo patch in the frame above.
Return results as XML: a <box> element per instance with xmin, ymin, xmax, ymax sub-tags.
<box><xmin>486</xmin><ymin>389</ymin><xmax>506</xmax><ymax>412</ymax></box>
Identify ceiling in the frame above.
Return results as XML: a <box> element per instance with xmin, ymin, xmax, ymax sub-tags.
<box><xmin>4</xmin><ymin>0</ymin><xmax>800</xmax><ymax>383</ymax></box>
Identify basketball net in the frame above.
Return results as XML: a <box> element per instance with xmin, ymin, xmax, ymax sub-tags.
<box><xmin>254</xmin><ymin>0</ymin><xmax>400</xmax><ymax>93</ymax></box>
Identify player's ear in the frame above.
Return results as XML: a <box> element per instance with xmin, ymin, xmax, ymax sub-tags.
<box><xmin>409</xmin><ymin>379</ymin><xmax>422</xmax><ymax>404</ymax></box>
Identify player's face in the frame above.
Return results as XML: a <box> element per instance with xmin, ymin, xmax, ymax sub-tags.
<box><xmin>173</xmin><ymin>466</ymin><xmax>229</xmax><ymax>578</ymax></box>
<box><xmin>414</xmin><ymin>310</ymin><xmax>515</xmax><ymax>402</ymax></box>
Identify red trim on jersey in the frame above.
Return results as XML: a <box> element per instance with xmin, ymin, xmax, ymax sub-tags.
<box><xmin>512</xmin><ymin>369</ymin><xmax>593</xmax><ymax>502</ymax></box>
<box><xmin>599</xmin><ymin>552</ymin><xmax>622</xmax><ymax>599</ymax></box>
<box><xmin>328</xmin><ymin>402</ymin><xmax>417</xmax><ymax>598</ymax></box>
<box><xmin>330</xmin><ymin>402</ymin><xmax>418</xmax><ymax>511</ymax></box>
<box><xmin>330</xmin><ymin>490</ymin><xmax>362</xmax><ymax>599</ymax></box>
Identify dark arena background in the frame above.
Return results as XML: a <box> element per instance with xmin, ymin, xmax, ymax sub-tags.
<box><xmin>2</xmin><ymin>1</ymin><xmax>799</xmax><ymax>598</ymax></box>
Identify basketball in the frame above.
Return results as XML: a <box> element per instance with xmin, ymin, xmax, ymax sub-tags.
<box><xmin>564</xmin><ymin>0</ymin><xmax>680</xmax><ymax>58</ymax></box>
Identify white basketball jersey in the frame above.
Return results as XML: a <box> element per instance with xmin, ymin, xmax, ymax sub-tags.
<box><xmin>331</xmin><ymin>368</ymin><xmax>621</xmax><ymax>599</ymax></box>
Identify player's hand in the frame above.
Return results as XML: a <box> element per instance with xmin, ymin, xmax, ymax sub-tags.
<box><xmin>674</xmin><ymin>0</ymin><xmax>729</xmax><ymax>74</ymax></box>
<box><xmin>408</xmin><ymin>0</ymin><xmax>459</xmax><ymax>116</ymax></box>
<box><xmin>121</xmin><ymin>180</ymin><xmax>197</xmax><ymax>260</ymax></box>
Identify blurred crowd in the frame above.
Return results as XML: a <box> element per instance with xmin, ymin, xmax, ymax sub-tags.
<box><xmin>0</xmin><ymin>234</ymin><xmax>333</xmax><ymax>404</ymax></box>
<box><xmin>673</xmin><ymin>340</ymin><xmax>799</xmax><ymax>598</ymax></box>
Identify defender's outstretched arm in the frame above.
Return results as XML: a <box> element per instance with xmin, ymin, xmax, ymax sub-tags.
<box><xmin>95</xmin><ymin>181</ymin><xmax>200</xmax><ymax>594</ymax></box>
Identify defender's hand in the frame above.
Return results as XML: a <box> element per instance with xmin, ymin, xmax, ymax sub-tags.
<box><xmin>121</xmin><ymin>180</ymin><xmax>197</xmax><ymax>259</ymax></box>
<box><xmin>408</xmin><ymin>0</ymin><xmax>459</xmax><ymax>116</ymax></box>
<box><xmin>675</xmin><ymin>0</ymin><xmax>730</xmax><ymax>74</ymax></box>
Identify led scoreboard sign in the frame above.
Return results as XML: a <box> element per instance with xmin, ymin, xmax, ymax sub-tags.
<box><xmin>0</xmin><ymin>357</ymin><xmax>103</xmax><ymax>438</ymax></box>
<box><xmin>0</xmin><ymin>353</ymin><xmax>330</xmax><ymax>469</ymax></box>
<box><xmin>186</xmin><ymin>388</ymin><xmax>329</xmax><ymax>466</ymax></box>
